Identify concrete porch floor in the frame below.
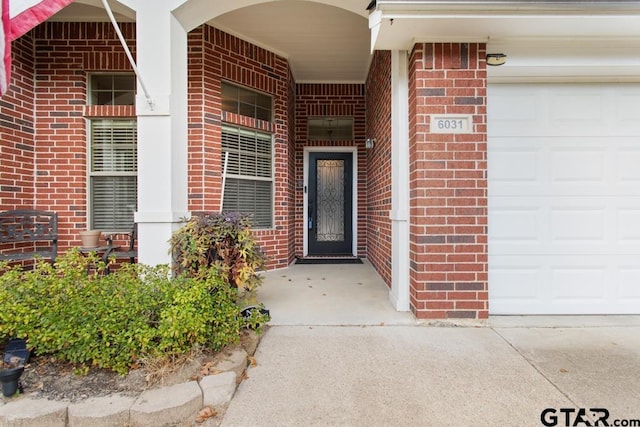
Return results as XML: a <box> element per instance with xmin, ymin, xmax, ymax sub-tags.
<box><xmin>219</xmin><ymin>259</ymin><xmax>640</xmax><ymax>426</ymax></box>
<box><xmin>257</xmin><ymin>258</ymin><xmax>640</xmax><ymax>328</ymax></box>
<box><xmin>256</xmin><ymin>259</ymin><xmax>416</xmax><ymax>326</ymax></box>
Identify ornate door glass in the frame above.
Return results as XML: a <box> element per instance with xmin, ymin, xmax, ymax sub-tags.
<box><xmin>316</xmin><ymin>159</ymin><xmax>344</xmax><ymax>242</ymax></box>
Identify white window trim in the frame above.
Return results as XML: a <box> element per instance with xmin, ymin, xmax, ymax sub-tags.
<box><xmin>221</xmin><ymin>125</ymin><xmax>275</xmax><ymax>229</ymax></box>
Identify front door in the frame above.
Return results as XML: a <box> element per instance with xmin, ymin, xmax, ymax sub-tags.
<box><xmin>307</xmin><ymin>152</ymin><xmax>353</xmax><ymax>256</ymax></box>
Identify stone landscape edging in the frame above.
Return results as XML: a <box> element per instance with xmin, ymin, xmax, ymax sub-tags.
<box><xmin>0</xmin><ymin>346</ymin><xmax>251</xmax><ymax>427</ymax></box>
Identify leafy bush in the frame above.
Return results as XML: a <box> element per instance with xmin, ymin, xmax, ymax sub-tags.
<box><xmin>0</xmin><ymin>250</ymin><xmax>267</xmax><ymax>375</ymax></box>
<box><xmin>170</xmin><ymin>212</ymin><xmax>266</xmax><ymax>293</ymax></box>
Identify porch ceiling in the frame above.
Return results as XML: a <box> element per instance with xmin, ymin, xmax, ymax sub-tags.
<box><xmin>51</xmin><ymin>0</ymin><xmax>372</xmax><ymax>84</ymax></box>
<box><xmin>49</xmin><ymin>1</ymin><xmax>640</xmax><ymax>84</ymax></box>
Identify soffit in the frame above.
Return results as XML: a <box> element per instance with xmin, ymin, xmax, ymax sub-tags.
<box><xmin>370</xmin><ymin>1</ymin><xmax>640</xmax><ymax>48</ymax></box>
<box><xmin>208</xmin><ymin>1</ymin><xmax>371</xmax><ymax>83</ymax></box>
<box><xmin>50</xmin><ymin>0</ymin><xmax>372</xmax><ymax>84</ymax></box>
<box><xmin>46</xmin><ymin>0</ymin><xmax>640</xmax><ymax>83</ymax></box>
<box><xmin>50</xmin><ymin>0</ymin><xmax>135</xmax><ymax>22</ymax></box>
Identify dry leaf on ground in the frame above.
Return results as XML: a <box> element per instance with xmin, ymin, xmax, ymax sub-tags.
<box><xmin>196</xmin><ymin>406</ymin><xmax>217</xmax><ymax>423</ymax></box>
<box><xmin>200</xmin><ymin>361</ymin><xmax>222</xmax><ymax>376</ymax></box>
<box><xmin>237</xmin><ymin>371</ymin><xmax>249</xmax><ymax>384</ymax></box>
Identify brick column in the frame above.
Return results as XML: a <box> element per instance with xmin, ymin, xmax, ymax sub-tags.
<box><xmin>408</xmin><ymin>43</ymin><xmax>489</xmax><ymax>320</ymax></box>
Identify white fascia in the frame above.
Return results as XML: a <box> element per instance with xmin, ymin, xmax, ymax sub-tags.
<box><xmin>373</xmin><ymin>1</ymin><xmax>640</xmax><ymax>15</ymax></box>
<box><xmin>369</xmin><ymin>1</ymin><xmax>640</xmax><ymax>50</ymax></box>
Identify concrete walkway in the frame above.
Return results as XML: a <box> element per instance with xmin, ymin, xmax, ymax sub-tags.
<box><xmin>2</xmin><ymin>261</ymin><xmax>638</xmax><ymax>426</ymax></box>
<box><xmin>221</xmin><ymin>261</ymin><xmax>640</xmax><ymax>426</ymax></box>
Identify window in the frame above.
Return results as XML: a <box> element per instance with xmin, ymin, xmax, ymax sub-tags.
<box><xmin>221</xmin><ymin>125</ymin><xmax>273</xmax><ymax>228</ymax></box>
<box><xmin>90</xmin><ymin>74</ymin><xmax>136</xmax><ymax>106</ymax></box>
<box><xmin>89</xmin><ymin>119</ymin><xmax>137</xmax><ymax>231</ymax></box>
<box><xmin>221</xmin><ymin>82</ymin><xmax>272</xmax><ymax>122</ymax></box>
<box><xmin>308</xmin><ymin>117</ymin><xmax>353</xmax><ymax>141</ymax></box>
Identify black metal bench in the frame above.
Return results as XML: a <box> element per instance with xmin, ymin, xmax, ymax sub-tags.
<box><xmin>102</xmin><ymin>224</ymin><xmax>137</xmax><ymax>267</ymax></box>
<box><xmin>0</xmin><ymin>210</ymin><xmax>58</xmax><ymax>263</ymax></box>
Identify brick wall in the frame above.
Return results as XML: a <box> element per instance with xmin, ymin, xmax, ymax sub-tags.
<box><xmin>0</xmin><ymin>22</ymin><xmax>297</xmax><ymax>267</ymax></box>
<box><xmin>190</xmin><ymin>26</ymin><xmax>294</xmax><ymax>269</ymax></box>
<box><xmin>0</xmin><ymin>34</ymin><xmax>35</xmax><ymax>210</ymax></box>
<box><xmin>294</xmin><ymin>83</ymin><xmax>367</xmax><ymax>258</ymax></box>
<box><xmin>408</xmin><ymin>43</ymin><xmax>489</xmax><ymax>320</ymax></box>
<box><xmin>31</xmin><ymin>22</ymin><xmax>136</xmax><ymax>249</ymax></box>
<box><xmin>4</xmin><ymin>21</ymin><xmax>382</xmax><ymax>270</ymax></box>
<box><xmin>287</xmin><ymin>70</ymin><xmax>297</xmax><ymax>264</ymax></box>
<box><xmin>365</xmin><ymin>50</ymin><xmax>392</xmax><ymax>286</ymax></box>
<box><xmin>187</xmin><ymin>26</ymin><xmax>217</xmax><ymax>213</ymax></box>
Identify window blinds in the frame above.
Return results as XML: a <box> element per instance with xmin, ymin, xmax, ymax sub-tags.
<box><xmin>221</xmin><ymin>125</ymin><xmax>273</xmax><ymax>228</ymax></box>
<box><xmin>90</xmin><ymin>119</ymin><xmax>137</xmax><ymax>231</ymax></box>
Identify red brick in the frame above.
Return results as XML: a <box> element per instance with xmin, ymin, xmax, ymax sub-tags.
<box><xmin>408</xmin><ymin>43</ymin><xmax>488</xmax><ymax>321</ymax></box>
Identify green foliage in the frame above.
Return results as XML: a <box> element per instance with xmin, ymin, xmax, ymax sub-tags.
<box><xmin>0</xmin><ymin>250</ymin><xmax>267</xmax><ymax>375</ymax></box>
<box><xmin>170</xmin><ymin>212</ymin><xmax>266</xmax><ymax>293</ymax></box>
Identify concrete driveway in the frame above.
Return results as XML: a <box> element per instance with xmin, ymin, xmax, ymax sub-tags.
<box><xmin>220</xmin><ymin>262</ymin><xmax>640</xmax><ymax>426</ymax></box>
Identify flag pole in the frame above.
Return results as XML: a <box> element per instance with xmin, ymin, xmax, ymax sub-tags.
<box><xmin>220</xmin><ymin>151</ymin><xmax>229</xmax><ymax>213</ymax></box>
<box><xmin>101</xmin><ymin>0</ymin><xmax>153</xmax><ymax>109</ymax></box>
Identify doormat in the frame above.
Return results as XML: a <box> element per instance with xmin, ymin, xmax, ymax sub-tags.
<box><xmin>295</xmin><ymin>258</ymin><xmax>363</xmax><ymax>265</ymax></box>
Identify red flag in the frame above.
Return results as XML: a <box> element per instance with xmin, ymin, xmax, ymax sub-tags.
<box><xmin>1</xmin><ymin>0</ymin><xmax>74</xmax><ymax>95</ymax></box>
<box><xmin>9</xmin><ymin>0</ymin><xmax>74</xmax><ymax>40</ymax></box>
<box><xmin>1</xmin><ymin>0</ymin><xmax>9</xmax><ymax>94</ymax></box>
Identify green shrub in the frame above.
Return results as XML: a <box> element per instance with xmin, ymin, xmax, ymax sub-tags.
<box><xmin>169</xmin><ymin>212</ymin><xmax>266</xmax><ymax>293</ymax></box>
<box><xmin>0</xmin><ymin>250</ymin><xmax>266</xmax><ymax>375</ymax></box>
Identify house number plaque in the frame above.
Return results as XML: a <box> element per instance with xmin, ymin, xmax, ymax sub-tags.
<box><xmin>430</xmin><ymin>114</ymin><xmax>473</xmax><ymax>134</ymax></box>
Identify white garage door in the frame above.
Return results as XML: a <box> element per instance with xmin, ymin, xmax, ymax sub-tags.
<box><xmin>488</xmin><ymin>83</ymin><xmax>640</xmax><ymax>314</ymax></box>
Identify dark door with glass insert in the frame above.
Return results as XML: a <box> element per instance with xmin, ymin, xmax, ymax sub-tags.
<box><xmin>308</xmin><ymin>152</ymin><xmax>353</xmax><ymax>256</ymax></box>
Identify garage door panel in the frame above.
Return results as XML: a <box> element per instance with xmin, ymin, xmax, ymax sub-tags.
<box><xmin>551</xmin><ymin>266</ymin><xmax>606</xmax><ymax>300</ymax></box>
<box><xmin>489</xmin><ymin>83</ymin><xmax>640</xmax><ymax>314</ymax></box>
<box><xmin>491</xmin><ymin>257</ymin><xmax>640</xmax><ymax>314</ymax></box>
<box><xmin>490</xmin><ymin>206</ymin><xmax>541</xmax><ymax>244</ymax></box>
<box><xmin>488</xmin><ymin>91</ymin><xmax>542</xmax><ymax>131</ymax></box>
<box><xmin>491</xmin><ymin>137</ymin><xmax>640</xmax><ymax>197</ymax></box>
<box><xmin>618</xmin><ymin>209</ymin><xmax>640</xmax><ymax>243</ymax></box>
<box><xmin>618</xmin><ymin>92</ymin><xmax>640</xmax><ymax>125</ymax></box>
<box><xmin>488</xmin><ymin>149</ymin><xmax>539</xmax><ymax>183</ymax></box>
<box><xmin>617</xmin><ymin>148</ymin><xmax>640</xmax><ymax>183</ymax></box>
<box><xmin>490</xmin><ymin>85</ymin><xmax>640</xmax><ymax>137</ymax></box>
<box><xmin>490</xmin><ymin>197</ymin><xmax>640</xmax><ymax>256</ymax></box>
<box><xmin>491</xmin><ymin>184</ymin><xmax>640</xmax><ymax>197</ymax></box>
<box><xmin>490</xmin><ymin>265</ymin><xmax>541</xmax><ymax>300</ymax></box>
<box><xmin>618</xmin><ymin>268</ymin><xmax>640</xmax><ymax>299</ymax></box>
<box><xmin>490</xmin><ymin>255</ymin><xmax>640</xmax><ymax>314</ymax></box>
<box><xmin>551</xmin><ymin>207</ymin><xmax>605</xmax><ymax>243</ymax></box>
<box><xmin>551</xmin><ymin>92</ymin><xmax>603</xmax><ymax>124</ymax></box>
<box><xmin>551</xmin><ymin>149</ymin><xmax>605</xmax><ymax>182</ymax></box>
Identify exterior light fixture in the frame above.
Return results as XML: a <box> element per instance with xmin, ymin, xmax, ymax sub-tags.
<box><xmin>365</xmin><ymin>138</ymin><xmax>375</xmax><ymax>149</ymax></box>
<box><xmin>486</xmin><ymin>53</ymin><xmax>507</xmax><ymax>66</ymax></box>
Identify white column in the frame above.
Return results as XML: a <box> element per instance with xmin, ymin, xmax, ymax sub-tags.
<box><xmin>389</xmin><ymin>50</ymin><xmax>410</xmax><ymax>311</ymax></box>
<box><xmin>133</xmin><ymin>2</ymin><xmax>190</xmax><ymax>265</ymax></box>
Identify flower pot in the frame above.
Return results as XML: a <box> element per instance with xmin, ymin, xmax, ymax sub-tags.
<box><xmin>0</xmin><ymin>366</ymin><xmax>24</xmax><ymax>397</ymax></box>
<box><xmin>3</xmin><ymin>338</ymin><xmax>30</xmax><ymax>367</ymax></box>
<box><xmin>79</xmin><ymin>230</ymin><xmax>101</xmax><ymax>248</ymax></box>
